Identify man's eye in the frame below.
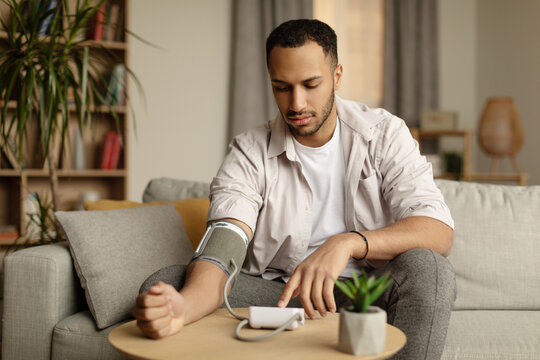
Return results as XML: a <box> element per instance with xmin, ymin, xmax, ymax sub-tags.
<box><xmin>305</xmin><ymin>84</ymin><xmax>319</xmax><ymax>89</ymax></box>
<box><xmin>275</xmin><ymin>87</ymin><xmax>289</xmax><ymax>92</ymax></box>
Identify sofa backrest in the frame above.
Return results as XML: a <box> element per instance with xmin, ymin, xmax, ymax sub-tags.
<box><xmin>435</xmin><ymin>179</ymin><xmax>540</xmax><ymax>310</ymax></box>
<box><xmin>144</xmin><ymin>177</ymin><xmax>540</xmax><ymax>310</ymax></box>
<box><xmin>143</xmin><ymin>178</ymin><xmax>210</xmax><ymax>202</ymax></box>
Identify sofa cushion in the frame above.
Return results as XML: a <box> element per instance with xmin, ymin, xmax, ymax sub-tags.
<box><xmin>52</xmin><ymin>311</ymin><xmax>126</xmax><ymax>360</ymax></box>
<box><xmin>84</xmin><ymin>198</ymin><xmax>210</xmax><ymax>250</ymax></box>
<box><xmin>442</xmin><ymin>310</ymin><xmax>540</xmax><ymax>359</ymax></box>
<box><xmin>435</xmin><ymin>180</ymin><xmax>540</xmax><ymax>310</ymax></box>
<box><xmin>55</xmin><ymin>204</ymin><xmax>194</xmax><ymax>329</ymax></box>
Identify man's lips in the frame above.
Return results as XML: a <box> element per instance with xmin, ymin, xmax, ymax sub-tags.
<box><xmin>288</xmin><ymin>115</ymin><xmax>312</xmax><ymax>126</ymax></box>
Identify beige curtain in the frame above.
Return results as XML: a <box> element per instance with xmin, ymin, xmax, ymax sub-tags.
<box><xmin>383</xmin><ymin>0</ymin><xmax>439</xmax><ymax>126</ymax></box>
<box><xmin>229</xmin><ymin>0</ymin><xmax>312</xmax><ymax>140</ymax></box>
<box><xmin>314</xmin><ymin>0</ymin><xmax>384</xmax><ymax>108</ymax></box>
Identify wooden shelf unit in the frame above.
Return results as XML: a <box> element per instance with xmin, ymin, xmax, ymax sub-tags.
<box><xmin>410</xmin><ymin>128</ymin><xmax>527</xmax><ymax>185</ymax></box>
<box><xmin>0</xmin><ymin>0</ymin><xmax>130</xmax><ymax>240</ymax></box>
<box><xmin>410</xmin><ymin>128</ymin><xmax>472</xmax><ymax>181</ymax></box>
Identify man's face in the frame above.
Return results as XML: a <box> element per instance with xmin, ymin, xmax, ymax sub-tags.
<box><xmin>268</xmin><ymin>41</ymin><xmax>342</xmax><ymax>147</ymax></box>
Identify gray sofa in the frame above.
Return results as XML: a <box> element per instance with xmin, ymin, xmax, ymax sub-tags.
<box><xmin>2</xmin><ymin>178</ymin><xmax>539</xmax><ymax>359</ymax></box>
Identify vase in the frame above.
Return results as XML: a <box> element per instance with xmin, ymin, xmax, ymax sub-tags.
<box><xmin>477</xmin><ymin>97</ymin><xmax>524</xmax><ymax>172</ymax></box>
<box><xmin>338</xmin><ymin>306</ymin><xmax>387</xmax><ymax>356</ymax></box>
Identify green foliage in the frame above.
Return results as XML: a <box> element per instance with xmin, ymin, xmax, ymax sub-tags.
<box><xmin>1</xmin><ymin>0</ymin><xmax>100</xmax><ymax>164</ymax></box>
<box><xmin>25</xmin><ymin>192</ymin><xmax>65</xmax><ymax>244</ymax></box>
<box><xmin>0</xmin><ymin>0</ymin><xmax>141</xmax><ymax>167</ymax></box>
<box><xmin>6</xmin><ymin>192</ymin><xmax>64</xmax><ymax>253</ymax></box>
<box><xmin>443</xmin><ymin>152</ymin><xmax>463</xmax><ymax>180</ymax></box>
<box><xmin>0</xmin><ymin>0</ymin><xmax>143</xmax><ymax>243</ymax></box>
<box><xmin>335</xmin><ymin>270</ymin><xmax>393</xmax><ymax>313</ymax></box>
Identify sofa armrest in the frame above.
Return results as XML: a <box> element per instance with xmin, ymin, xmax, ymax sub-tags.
<box><xmin>2</xmin><ymin>242</ymin><xmax>84</xmax><ymax>360</ymax></box>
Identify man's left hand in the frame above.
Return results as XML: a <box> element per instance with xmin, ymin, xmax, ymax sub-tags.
<box><xmin>277</xmin><ymin>233</ymin><xmax>356</xmax><ymax>319</ymax></box>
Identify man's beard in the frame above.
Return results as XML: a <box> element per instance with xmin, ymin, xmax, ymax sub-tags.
<box><xmin>286</xmin><ymin>87</ymin><xmax>335</xmax><ymax>138</ymax></box>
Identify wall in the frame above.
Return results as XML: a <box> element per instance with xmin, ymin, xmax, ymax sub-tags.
<box><xmin>438</xmin><ymin>0</ymin><xmax>477</xmax><ymax>132</ymax></box>
<box><xmin>127</xmin><ymin>0</ymin><xmax>540</xmax><ymax>196</ymax></box>
<box><xmin>127</xmin><ymin>0</ymin><xmax>231</xmax><ymax>200</ymax></box>
<box><xmin>476</xmin><ymin>0</ymin><xmax>540</xmax><ymax>184</ymax></box>
<box><xmin>437</xmin><ymin>0</ymin><xmax>478</xmax><ymax>157</ymax></box>
<box><xmin>439</xmin><ymin>0</ymin><xmax>540</xmax><ymax>185</ymax></box>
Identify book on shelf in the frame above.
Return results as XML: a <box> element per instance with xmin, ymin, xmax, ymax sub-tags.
<box><xmin>0</xmin><ymin>225</ymin><xmax>19</xmax><ymax>245</ymax></box>
<box><xmin>114</xmin><ymin>7</ymin><xmax>124</xmax><ymax>41</ymax></box>
<box><xmin>37</xmin><ymin>0</ymin><xmax>59</xmax><ymax>36</ymax></box>
<box><xmin>87</xmin><ymin>3</ymin><xmax>107</xmax><ymax>41</ymax></box>
<box><xmin>104</xmin><ymin>64</ymin><xmax>126</xmax><ymax>106</ymax></box>
<box><xmin>104</xmin><ymin>3</ymin><xmax>120</xmax><ymax>41</ymax></box>
<box><xmin>100</xmin><ymin>131</ymin><xmax>122</xmax><ymax>170</ymax></box>
<box><xmin>87</xmin><ymin>2</ymin><xmax>122</xmax><ymax>42</ymax></box>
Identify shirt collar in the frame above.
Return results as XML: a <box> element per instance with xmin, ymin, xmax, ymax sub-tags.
<box><xmin>267</xmin><ymin>95</ymin><xmax>387</xmax><ymax>159</ymax></box>
<box><xmin>335</xmin><ymin>95</ymin><xmax>386</xmax><ymax>141</ymax></box>
<box><xmin>267</xmin><ymin>112</ymin><xmax>293</xmax><ymax>159</ymax></box>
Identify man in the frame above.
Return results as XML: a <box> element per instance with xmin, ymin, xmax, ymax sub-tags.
<box><xmin>133</xmin><ymin>19</ymin><xmax>456</xmax><ymax>359</ymax></box>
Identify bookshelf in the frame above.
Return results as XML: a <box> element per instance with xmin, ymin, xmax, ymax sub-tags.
<box><xmin>410</xmin><ymin>128</ymin><xmax>472</xmax><ymax>181</ymax></box>
<box><xmin>0</xmin><ymin>0</ymin><xmax>130</xmax><ymax>243</ymax></box>
<box><xmin>410</xmin><ymin>128</ymin><xmax>527</xmax><ymax>185</ymax></box>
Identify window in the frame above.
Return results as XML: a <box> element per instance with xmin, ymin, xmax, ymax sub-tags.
<box><xmin>313</xmin><ymin>0</ymin><xmax>384</xmax><ymax>108</ymax></box>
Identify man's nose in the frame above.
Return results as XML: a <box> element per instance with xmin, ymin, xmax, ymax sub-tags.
<box><xmin>289</xmin><ymin>87</ymin><xmax>307</xmax><ymax>113</ymax></box>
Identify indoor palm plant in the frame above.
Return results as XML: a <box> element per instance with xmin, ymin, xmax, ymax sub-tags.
<box><xmin>335</xmin><ymin>269</ymin><xmax>393</xmax><ymax>355</ymax></box>
<box><xmin>0</xmin><ymin>0</ymin><xmax>138</xmax><ymax>243</ymax></box>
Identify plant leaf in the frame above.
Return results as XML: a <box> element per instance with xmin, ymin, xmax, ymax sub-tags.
<box><xmin>351</xmin><ymin>269</ymin><xmax>360</xmax><ymax>288</ymax></box>
<box><xmin>345</xmin><ymin>279</ymin><xmax>356</xmax><ymax>295</ymax></box>
<box><xmin>335</xmin><ymin>279</ymin><xmax>355</xmax><ymax>300</ymax></box>
<box><xmin>80</xmin><ymin>46</ymin><xmax>89</xmax><ymax>123</ymax></box>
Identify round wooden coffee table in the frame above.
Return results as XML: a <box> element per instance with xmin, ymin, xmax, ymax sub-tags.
<box><xmin>109</xmin><ymin>308</ymin><xmax>406</xmax><ymax>360</ymax></box>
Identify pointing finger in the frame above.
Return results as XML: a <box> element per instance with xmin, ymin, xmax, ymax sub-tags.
<box><xmin>278</xmin><ymin>272</ymin><xmax>300</xmax><ymax>308</ymax></box>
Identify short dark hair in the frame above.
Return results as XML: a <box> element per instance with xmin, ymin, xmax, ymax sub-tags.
<box><xmin>266</xmin><ymin>19</ymin><xmax>338</xmax><ymax>69</ymax></box>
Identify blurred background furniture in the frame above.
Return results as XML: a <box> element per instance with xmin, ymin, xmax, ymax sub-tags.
<box><xmin>411</xmin><ymin>127</ymin><xmax>527</xmax><ymax>185</ymax></box>
<box><xmin>478</xmin><ymin>97</ymin><xmax>524</xmax><ymax>173</ymax></box>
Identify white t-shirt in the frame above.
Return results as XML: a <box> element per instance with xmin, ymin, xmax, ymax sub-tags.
<box><xmin>293</xmin><ymin>119</ymin><xmax>359</xmax><ymax>277</ymax></box>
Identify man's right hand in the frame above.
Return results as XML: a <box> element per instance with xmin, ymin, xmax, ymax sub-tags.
<box><xmin>133</xmin><ymin>281</ymin><xmax>187</xmax><ymax>339</ymax></box>
<box><xmin>132</xmin><ymin>218</ymin><xmax>251</xmax><ymax>339</ymax></box>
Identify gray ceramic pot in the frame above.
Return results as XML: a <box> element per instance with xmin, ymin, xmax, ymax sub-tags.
<box><xmin>338</xmin><ymin>306</ymin><xmax>387</xmax><ymax>355</ymax></box>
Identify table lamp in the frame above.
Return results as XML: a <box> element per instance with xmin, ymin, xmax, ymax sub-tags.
<box><xmin>477</xmin><ymin>97</ymin><xmax>524</xmax><ymax>173</ymax></box>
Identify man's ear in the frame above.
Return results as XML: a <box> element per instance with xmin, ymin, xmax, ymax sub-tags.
<box><xmin>334</xmin><ymin>64</ymin><xmax>343</xmax><ymax>91</ymax></box>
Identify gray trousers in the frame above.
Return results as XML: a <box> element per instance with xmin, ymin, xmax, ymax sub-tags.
<box><xmin>141</xmin><ymin>248</ymin><xmax>456</xmax><ymax>360</ymax></box>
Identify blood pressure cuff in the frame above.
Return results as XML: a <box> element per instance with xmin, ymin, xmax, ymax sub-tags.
<box><xmin>190</xmin><ymin>221</ymin><xmax>249</xmax><ymax>281</ymax></box>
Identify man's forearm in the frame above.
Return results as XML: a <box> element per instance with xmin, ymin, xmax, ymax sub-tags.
<box><xmin>179</xmin><ymin>260</ymin><xmax>229</xmax><ymax>326</ymax></box>
<box><xmin>350</xmin><ymin>216</ymin><xmax>453</xmax><ymax>260</ymax></box>
<box><xmin>179</xmin><ymin>217</ymin><xmax>251</xmax><ymax>326</ymax></box>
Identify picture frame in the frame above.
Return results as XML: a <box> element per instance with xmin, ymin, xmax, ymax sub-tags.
<box><xmin>421</xmin><ymin>110</ymin><xmax>458</xmax><ymax>130</ymax></box>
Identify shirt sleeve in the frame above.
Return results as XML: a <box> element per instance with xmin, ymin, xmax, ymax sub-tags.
<box><xmin>375</xmin><ymin>117</ymin><xmax>455</xmax><ymax>229</ymax></box>
<box><xmin>207</xmin><ymin>131</ymin><xmax>265</xmax><ymax>233</ymax></box>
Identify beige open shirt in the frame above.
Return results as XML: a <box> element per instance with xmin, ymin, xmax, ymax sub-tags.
<box><xmin>208</xmin><ymin>96</ymin><xmax>454</xmax><ymax>279</ymax></box>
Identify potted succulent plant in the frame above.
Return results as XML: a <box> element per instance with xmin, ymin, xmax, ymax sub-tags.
<box><xmin>335</xmin><ymin>270</ymin><xmax>393</xmax><ymax>355</ymax></box>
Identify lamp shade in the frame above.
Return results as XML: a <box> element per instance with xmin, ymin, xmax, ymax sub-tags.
<box><xmin>478</xmin><ymin>97</ymin><xmax>524</xmax><ymax>156</ymax></box>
